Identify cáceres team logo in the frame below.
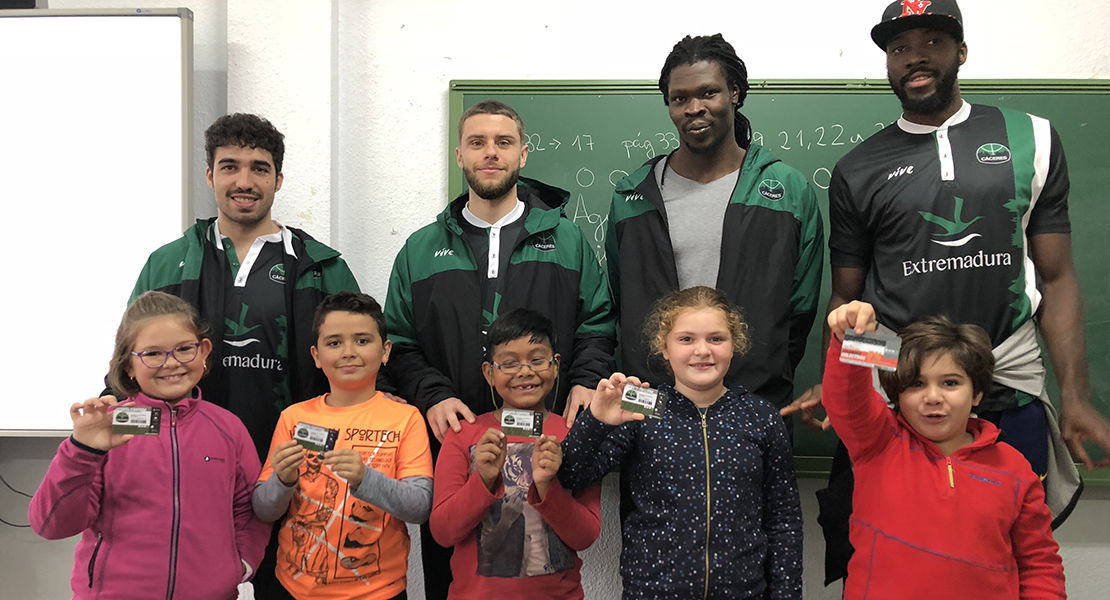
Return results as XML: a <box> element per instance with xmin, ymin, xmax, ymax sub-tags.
<box><xmin>269</xmin><ymin>264</ymin><xmax>286</xmax><ymax>283</ymax></box>
<box><xmin>976</xmin><ymin>143</ymin><xmax>1011</xmax><ymax>165</ymax></box>
<box><xmin>758</xmin><ymin>179</ymin><xmax>785</xmax><ymax>201</ymax></box>
<box><xmin>532</xmin><ymin>232</ymin><xmax>557</xmax><ymax>252</ymax></box>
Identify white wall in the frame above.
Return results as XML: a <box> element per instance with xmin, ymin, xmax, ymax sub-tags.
<box><xmin>48</xmin><ymin>0</ymin><xmax>229</xmax><ymax>220</ymax></box>
<box><xmin>4</xmin><ymin>1</ymin><xmax>1108</xmax><ymax>598</ymax></box>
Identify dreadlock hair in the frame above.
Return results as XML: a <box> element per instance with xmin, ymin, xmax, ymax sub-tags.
<box><xmin>659</xmin><ymin>34</ymin><xmax>752</xmax><ymax>150</ymax></box>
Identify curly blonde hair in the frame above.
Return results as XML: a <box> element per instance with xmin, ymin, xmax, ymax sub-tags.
<box><xmin>108</xmin><ymin>291</ymin><xmax>209</xmax><ymax>398</ymax></box>
<box><xmin>645</xmin><ymin>286</ymin><xmax>749</xmax><ymax>375</ymax></box>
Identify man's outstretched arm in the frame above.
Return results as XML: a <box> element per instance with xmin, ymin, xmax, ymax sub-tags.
<box><xmin>1030</xmin><ymin>232</ymin><xmax>1110</xmax><ymax>469</ymax></box>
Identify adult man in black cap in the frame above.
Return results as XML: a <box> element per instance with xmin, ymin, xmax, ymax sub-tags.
<box><xmin>783</xmin><ymin>0</ymin><xmax>1110</xmax><ymax>584</ymax></box>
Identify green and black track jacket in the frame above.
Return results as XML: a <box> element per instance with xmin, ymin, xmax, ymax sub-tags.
<box><xmin>605</xmin><ymin>145</ymin><xmax>824</xmax><ymax>409</ymax></box>
<box><xmin>384</xmin><ymin>180</ymin><xmax>617</xmax><ymax>416</ymax></box>
<box><xmin>129</xmin><ymin>218</ymin><xmax>360</xmax><ymax>457</ymax></box>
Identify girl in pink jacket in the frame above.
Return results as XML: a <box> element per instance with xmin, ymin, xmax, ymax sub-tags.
<box><xmin>29</xmin><ymin>291</ymin><xmax>270</xmax><ymax>600</ymax></box>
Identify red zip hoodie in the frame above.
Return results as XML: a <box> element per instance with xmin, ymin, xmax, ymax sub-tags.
<box><xmin>823</xmin><ymin>339</ymin><xmax>1065</xmax><ymax>600</ymax></box>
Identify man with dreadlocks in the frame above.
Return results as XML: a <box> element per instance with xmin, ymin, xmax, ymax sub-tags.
<box><xmin>602</xmin><ymin>33</ymin><xmax>823</xmax><ymax>424</ymax></box>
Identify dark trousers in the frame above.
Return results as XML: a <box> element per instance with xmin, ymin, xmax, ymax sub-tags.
<box><xmin>421</xmin><ymin>429</ymin><xmax>453</xmax><ymax>600</ymax></box>
<box><xmin>979</xmin><ymin>400</ymin><xmax>1050</xmax><ymax>476</ymax></box>
<box><xmin>250</xmin><ymin>522</ymin><xmax>282</xmax><ymax>600</ymax></box>
<box><xmin>420</xmin><ymin>521</ymin><xmax>454</xmax><ymax>600</ymax></box>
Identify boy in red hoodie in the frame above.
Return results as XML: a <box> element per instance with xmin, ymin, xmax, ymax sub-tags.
<box><xmin>823</xmin><ymin>301</ymin><xmax>1065</xmax><ymax>600</ymax></box>
<box><xmin>429</xmin><ymin>308</ymin><xmax>601</xmax><ymax>599</ymax></box>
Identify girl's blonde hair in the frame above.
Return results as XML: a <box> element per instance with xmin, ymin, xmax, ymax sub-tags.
<box><xmin>107</xmin><ymin>291</ymin><xmax>209</xmax><ymax>397</ymax></box>
<box><xmin>645</xmin><ymin>286</ymin><xmax>749</xmax><ymax>375</ymax></box>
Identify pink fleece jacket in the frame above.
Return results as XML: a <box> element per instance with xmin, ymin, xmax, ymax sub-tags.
<box><xmin>29</xmin><ymin>391</ymin><xmax>270</xmax><ymax>600</ymax></box>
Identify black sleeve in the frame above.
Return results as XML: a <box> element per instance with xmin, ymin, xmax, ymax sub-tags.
<box><xmin>558</xmin><ymin>409</ymin><xmax>635</xmax><ymax>492</ymax></box>
<box><xmin>384</xmin><ymin>343</ymin><xmax>459</xmax><ymax>414</ymax></box>
<box><xmin>375</xmin><ymin>368</ymin><xmax>397</xmax><ymax>396</ymax></box>
<box><xmin>1026</xmin><ymin>125</ymin><xmax>1072</xmax><ymax>236</ymax></box>
<box><xmin>383</xmin><ymin>245</ymin><xmax>459</xmax><ymax>413</ymax></box>
<box><xmin>827</xmin><ymin>164</ymin><xmax>872</xmax><ymax>269</ymax></box>
<box><xmin>567</xmin><ymin>335</ymin><xmax>617</xmax><ymax>391</ymax></box>
<box><xmin>566</xmin><ymin>230</ymin><xmax>618</xmax><ymax>390</ymax></box>
<box><xmin>759</xmin><ymin>400</ymin><xmax>804</xmax><ymax>599</ymax></box>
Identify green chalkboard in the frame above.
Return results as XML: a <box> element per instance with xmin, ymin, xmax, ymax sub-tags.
<box><xmin>449</xmin><ymin>80</ymin><xmax>1110</xmax><ymax>480</ymax></box>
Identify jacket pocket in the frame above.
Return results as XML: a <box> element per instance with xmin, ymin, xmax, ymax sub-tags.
<box><xmin>87</xmin><ymin>531</ymin><xmax>104</xmax><ymax>588</ymax></box>
<box><xmin>857</xmin><ymin>531</ymin><xmax>1018</xmax><ymax>599</ymax></box>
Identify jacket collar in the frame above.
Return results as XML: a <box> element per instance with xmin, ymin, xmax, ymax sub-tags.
<box><xmin>128</xmin><ymin>388</ymin><xmax>204</xmax><ymax>420</ymax></box>
<box><xmin>440</xmin><ymin>177</ymin><xmax>569</xmax><ymax>236</ymax></box>
<box><xmin>896</xmin><ymin>412</ymin><xmax>1001</xmax><ymax>457</ymax></box>
<box><xmin>191</xmin><ymin>217</ymin><xmax>340</xmax><ymax>274</ymax></box>
<box><xmin>622</xmin><ymin>143</ymin><xmax>783</xmax><ymax>215</ymax></box>
<box><xmin>661</xmin><ymin>383</ymin><xmax>746</xmax><ymax>419</ymax></box>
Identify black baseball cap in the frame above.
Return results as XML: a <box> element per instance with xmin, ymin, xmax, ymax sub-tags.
<box><xmin>871</xmin><ymin>0</ymin><xmax>964</xmax><ymax>50</ymax></box>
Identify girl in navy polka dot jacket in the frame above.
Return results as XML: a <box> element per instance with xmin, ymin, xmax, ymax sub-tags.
<box><xmin>560</xmin><ymin>286</ymin><xmax>802</xmax><ymax>599</ymax></box>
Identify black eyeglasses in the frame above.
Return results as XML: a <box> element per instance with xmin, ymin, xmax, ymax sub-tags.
<box><xmin>131</xmin><ymin>342</ymin><xmax>202</xmax><ymax>369</ymax></box>
<box><xmin>491</xmin><ymin>357</ymin><xmax>556</xmax><ymax>375</ymax></box>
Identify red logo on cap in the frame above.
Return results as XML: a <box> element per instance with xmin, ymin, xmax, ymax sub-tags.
<box><xmin>900</xmin><ymin>0</ymin><xmax>932</xmax><ymax>16</ymax></box>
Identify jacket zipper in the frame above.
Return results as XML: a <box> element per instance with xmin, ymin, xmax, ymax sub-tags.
<box><xmin>87</xmin><ymin>531</ymin><xmax>103</xmax><ymax>588</ymax></box>
<box><xmin>700</xmin><ymin>410</ymin><xmax>711</xmax><ymax>600</ymax></box>
<box><xmin>165</xmin><ymin>406</ymin><xmax>181</xmax><ymax>600</ymax></box>
<box><xmin>946</xmin><ymin>457</ymin><xmax>955</xmax><ymax>488</ymax></box>
<box><xmin>464</xmin><ymin>235</ymin><xmax>501</xmax><ymax>412</ymax></box>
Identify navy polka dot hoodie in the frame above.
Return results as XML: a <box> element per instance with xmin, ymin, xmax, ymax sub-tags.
<box><xmin>560</xmin><ymin>384</ymin><xmax>802</xmax><ymax>599</ymax></box>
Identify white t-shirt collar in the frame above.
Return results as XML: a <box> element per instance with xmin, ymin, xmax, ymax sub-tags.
<box><xmin>461</xmin><ymin>200</ymin><xmax>525</xmax><ymax>279</ymax></box>
<box><xmin>897</xmin><ymin>100</ymin><xmax>972</xmax><ymax>134</ymax></box>
<box><xmin>212</xmin><ymin>218</ymin><xmax>297</xmax><ymax>258</ymax></box>
<box><xmin>461</xmin><ymin>199</ymin><xmax>525</xmax><ymax>228</ymax></box>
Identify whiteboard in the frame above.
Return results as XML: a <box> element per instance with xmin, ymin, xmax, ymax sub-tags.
<box><xmin>0</xmin><ymin>10</ymin><xmax>193</xmax><ymax>434</ymax></box>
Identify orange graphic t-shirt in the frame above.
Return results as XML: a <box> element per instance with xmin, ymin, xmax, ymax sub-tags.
<box><xmin>259</xmin><ymin>392</ymin><xmax>432</xmax><ymax>600</ymax></box>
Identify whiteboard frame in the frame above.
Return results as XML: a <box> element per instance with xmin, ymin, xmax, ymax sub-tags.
<box><xmin>0</xmin><ymin>8</ymin><xmax>194</xmax><ymax>436</ymax></box>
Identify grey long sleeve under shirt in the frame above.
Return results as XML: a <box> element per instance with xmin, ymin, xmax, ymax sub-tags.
<box><xmin>252</xmin><ymin>468</ymin><xmax>433</xmax><ymax>524</ymax></box>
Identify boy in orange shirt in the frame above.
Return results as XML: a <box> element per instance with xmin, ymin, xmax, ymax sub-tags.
<box><xmin>253</xmin><ymin>291</ymin><xmax>433</xmax><ymax>600</ymax></box>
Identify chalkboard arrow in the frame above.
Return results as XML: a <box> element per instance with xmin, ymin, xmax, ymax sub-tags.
<box><xmin>549</xmin><ymin>138</ymin><xmax>561</xmax><ymax>150</ymax></box>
